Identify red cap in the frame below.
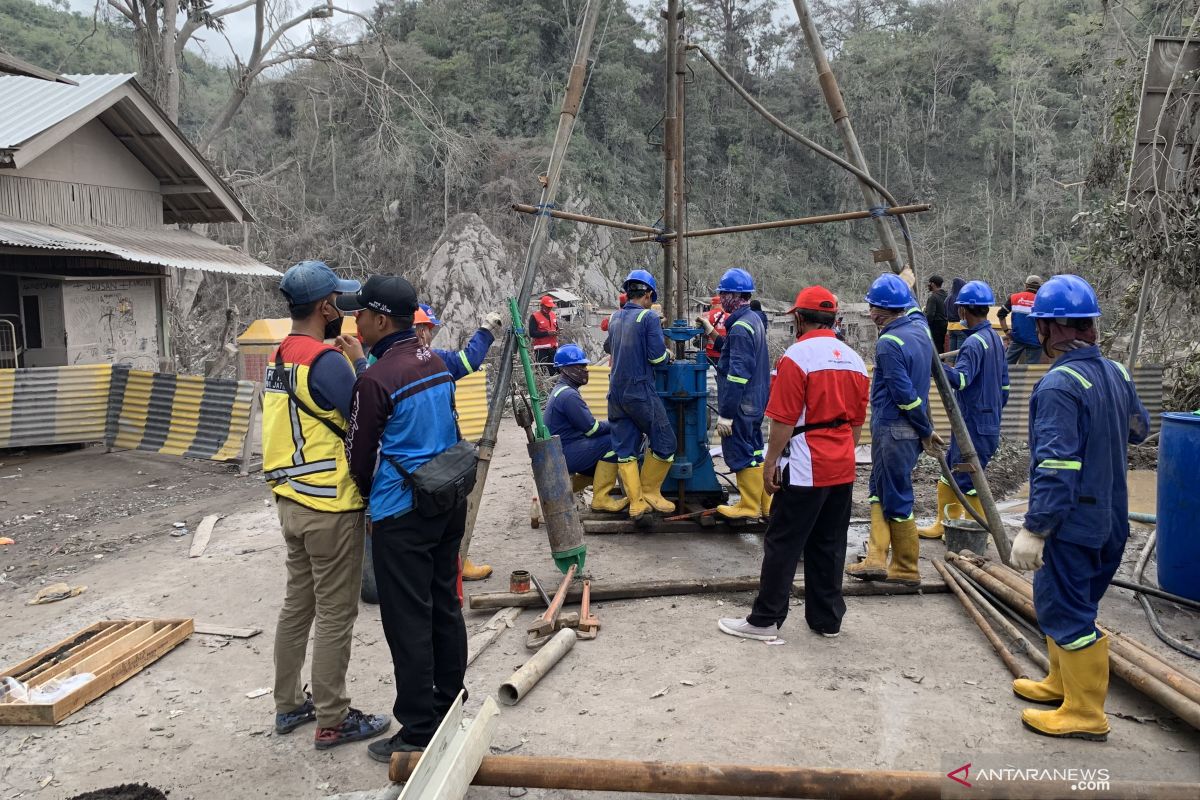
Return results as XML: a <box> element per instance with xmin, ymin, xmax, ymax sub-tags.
<box><xmin>540</xmin><ymin>295</ymin><xmax>555</xmax><ymax>308</ymax></box>
<box><xmin>619</xmin><ymin>292</ymin><xmax>627</xmax><ymax>304</ymax></box>
<box><xmin>710</xmin><ymin>295</ymin><xmax>721</xmax><ymax>304</ymax></box>
<box><xmin>789</xmin><ymin>286</ymin><xmax>838</xmax><ymax>313</ymax></box>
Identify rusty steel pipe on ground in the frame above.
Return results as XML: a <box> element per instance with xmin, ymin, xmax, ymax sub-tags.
<box><xmin>387</xmin><ymin>753</ymin><xmax>1200</xmax><ymax>799</ymax></box>
<box><xmin>944</xmin><ymin>561</ymin><xmax>1049</xmax><ymax>672</ymax></box>
<box><xmin>945</xmin><ymin>554</ymin><xmax>1200</xmax><ymax>729</ymax></box>
<box><xmin>469</xmin><ymin>575</ymin><xmax>947</xmax><ymax>610</ymax></box>
<box><xmin>932</xmin><ymin>560</ymin><xmax>1026</xmax><ymax>679</ymax></box>
<box><xmin>627</xmin><ymin>204</ymin><xmax>931</xmax><ymax>243</ymax></box>
<box><xmin>511</xmin><ymin>203</ymin><xmax>662</xmax><ymax>234</ymax></box>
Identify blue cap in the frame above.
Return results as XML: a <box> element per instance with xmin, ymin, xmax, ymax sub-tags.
<box><xmin>419</xmin><ymin>303</ymin><xmax>442</xmax><ymax>326</ymax></box>
<box><xmin>279</xmin><ymin>260</ymin><xmax>360</xmax><ymax>305</ymax></box>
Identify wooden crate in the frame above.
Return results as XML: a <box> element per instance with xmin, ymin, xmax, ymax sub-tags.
<box><xmin>0</xmin><ymin>618</ymin><xmax>193</xmax><ymax>725</ymax></box>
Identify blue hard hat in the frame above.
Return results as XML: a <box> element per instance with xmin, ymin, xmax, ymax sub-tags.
<box><xmin>716</xmin><ymin>267</ymin><xmax>755</xmax><ymax>294</ymax></box>
<box><xmin>419</xmin><ymin>303</ymin><xmax>442</xmax><ymax>326</ymax></box>
<box><xmin>280</xmin><ymin>260</ymin><xmax>360</xmax><ymax>305</ymax></box>
<box><xmin>554</xmin><ymin>344</ymin><xmax>589</xmax><ymax>368</ymax></box>
<box><xmin>865</xmin><ymin>273</ymin><xmax>913</xmax><ymax>309</ymax></box>
<box><xmin>1029</xmin><ymin>274</ymin><xmax>1101</xmax><ymax>318</ymax></box>
<box><xmin>956</xmin><ymin>280</ymin><xmax>996</xmax><ymax>306</ymax></box>
<box><xmin>623</xmin><ymin>269</ymin><xmax>658</xmax><ymax>302</ymax></box>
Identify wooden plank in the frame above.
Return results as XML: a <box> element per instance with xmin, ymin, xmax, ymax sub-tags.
<box><xmin>27</xmin><ymin>621</ymin><xmax>157</xmax><ymax>687</ymax></box>
<box><xmin>396</xmin><ymin>693</ymin><xmax>500</xmax><ymax>800</ymax></box>
<box><xmin>2</xmin><ymin>621</ymin><xmax>109</xmax><ymax>680</ymax></box>
<box><xmin>189</xmin><ymin>514</ymin><xmax>221</xmax><ymax>558</ymax></box>
<box><xmin>15</xmin><ymin>622</ymin><xmax>140</xmax><ymax>685</ymax></box>
<box><xmin>48</xmin><ymin>620</ymin><xmax>193</xmax><ymax>723</ymax></box>
<box><xmin>193</xmin><ymin>623</ymin><xmax>261</xmax><ymax>638</ymax></box>
<box><xmin>466</xmin><ymin>608</ymin><xmax>522</xmax><ymax>667</ymax></box>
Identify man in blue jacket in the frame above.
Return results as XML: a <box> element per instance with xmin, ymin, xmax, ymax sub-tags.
<box><xmin>919</xmin><ymin>280</ymin><xmax>1010</xmax><ymax>538</ymax></box>
<box><xmin>698</xmin><ymin>268</ymin><xmax>771</xmax><ymax>520</ymax></box>
<box><xmin>341</xmin><ymin>276</ymin><xmax>468</xmax><ymax>762</ymax></box>
<box><xmin>847</xmin><ymin>273</ymin><xmax>944</xmax><ymax>586</ymax></box>
<box><xmin>607</xmin><ymin>269</ymin><xmax>676</xmax><ymax>522</ymax></box>
<box><xmin>542</xmin><ymin>344</ymin><xmax>623</xmax><ymax>509</ymax></box>
<box><xmin>1009</xmin><ymin>275</ymin><xmax>1149</xmax><ymax>742</ymax></box>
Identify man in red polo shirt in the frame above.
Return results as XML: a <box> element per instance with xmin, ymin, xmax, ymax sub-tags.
<box><xmin>719</xmin><ymin>286</ymin><xmax>869</xmax><ymax>641</ymax></box>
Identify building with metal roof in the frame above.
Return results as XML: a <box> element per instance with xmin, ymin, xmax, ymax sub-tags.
<box><xmin>0</xmin><ymin>68</ymin><xmax>278</xmax><ymax>370</ymax></box>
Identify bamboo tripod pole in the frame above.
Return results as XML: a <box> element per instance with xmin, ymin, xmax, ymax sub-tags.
<box><xmin>459</xmin><ymin>1</ymin><xmax>603</xmax><ymax>561</ymax></box>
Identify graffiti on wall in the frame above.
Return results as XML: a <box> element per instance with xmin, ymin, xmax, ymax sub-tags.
<box><xmin>63</xmin><ymin>279</ymin><xmax>160</xmax><ymax>369</ymax></box>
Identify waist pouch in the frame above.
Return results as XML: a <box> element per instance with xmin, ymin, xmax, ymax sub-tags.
<box><xmin>388</xmin><ymin>440</ymin><xmax>478</xmax><ymax>517</ymax></box>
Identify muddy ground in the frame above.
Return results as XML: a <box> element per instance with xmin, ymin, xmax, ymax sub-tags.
<box><xmin>1</xmin><ymin>425</ymin><xmax>1197</xmax><ymax>799</ymax></box>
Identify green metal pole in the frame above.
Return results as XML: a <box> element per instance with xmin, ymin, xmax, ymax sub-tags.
<box><xmin>508</xmin><ymin>297</ymin><xmax>550</xmax><ymax>441</ymax></box>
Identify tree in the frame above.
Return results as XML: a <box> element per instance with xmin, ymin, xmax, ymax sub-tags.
<box><xmin>101</xmin><ymin>0</ymin><xmax>367</xmax><ymax>146</ymax></box>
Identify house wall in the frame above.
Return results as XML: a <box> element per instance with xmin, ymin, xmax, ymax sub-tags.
<box><xmin>1</xmin><ymin>119</ymin><xmax>163</xmax><ymax>227</ymax></box>
<box><xmin>17</xmin><ymin>278</ymin><xmax>66</xmax><ymax>367</ymax></box>
<box><xmin>62</xmin><ymin>278</ymin><xmax>161</xmax><ymax>369</ymax></box>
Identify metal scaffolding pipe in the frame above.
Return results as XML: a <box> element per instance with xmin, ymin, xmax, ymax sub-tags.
<box><xmin>512</xmin><ymin>203</ymin><xmax>663</xmax><ymax>234</ymax></box>
<box><xmin>458</xmin><ymin>0</ymin><xmax>603</xmax><ymax>563</ymax></box>
<box><xmin>627</xmin><ymin>204</ymin><xmax>931</xmax><ymax>243</ymax></box>
<box><xmin>388</xmin><ymin>754</ymin><xmax>1200</xmax><ymax>799</ymax></box>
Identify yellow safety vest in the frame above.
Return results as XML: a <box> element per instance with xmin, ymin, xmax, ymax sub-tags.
<box><xmin>262</xmin><ymin>335</ymin><xmax>364</xmax><ymax>513</ymax></box>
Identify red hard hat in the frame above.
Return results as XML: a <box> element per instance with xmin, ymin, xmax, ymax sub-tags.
<box><xmin>789</xmin><ymin>286</ymin><xmax>838</xmax><ymax>314</ymax></box>
<box><xmin>540</xmin><ymin>295</ymin><xmax>555</xmax><ymax>308</ymax></box>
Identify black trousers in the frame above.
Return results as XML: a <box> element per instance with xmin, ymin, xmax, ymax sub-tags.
<box><xmin>930</xmin><ymin>320</ymin><xmax>948</xmax><ymax>354</ymax></box>
<box><xmin>372</xmin><ymin>501</ymin><xmax>468</xmax><ymax>746</ymax></box>
<box><xmin>534</xmin><ymin>347</ymin><xmax>558</xmax><ymax>375</ymax></box>
<box><xmin>747</xmin><ymin>482</ymin><xmax>853</xmax><ymax>634</ymax></box>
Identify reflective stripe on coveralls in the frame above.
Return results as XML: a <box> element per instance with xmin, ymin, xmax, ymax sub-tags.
<box><xmin>716</xmin><ymin>306</ymin><xmax>770</xmax><ymax>471</ymax></box>
<box><xmin>607</xmin><ymin>302</ymin><xmax>675</xmax><ymax>460</ymax></box>
<box><xmin>939</xmin><ymin>320</ymin><xmax>1009</xmax><ymax>493</ymax></box>
<box><xmin>545</xmin><ymin>380</ymin><xmax>613</xmax><ymax>475</ymax></box>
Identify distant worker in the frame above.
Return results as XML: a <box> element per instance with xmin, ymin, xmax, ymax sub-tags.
<box><xmin>924</xmin><ymin>275</ymin><xmax>949</xmax><ymax>354</ymax></box>
<box><xmin>696</xmin><ymin>268</ymin><xmax>770</xmax><ymax>520</ymax></box>
<box><xmin>600</xmin><ymin>292</ymin><xmax>627</xmax><ymax>333</ymax></box>
<box><xmin>718</xmin><ymin>286</ymin><xmax>869</xmax><ymax>641</ymax></box>
<box><xmin>1009</xmin><ymin>274</ymin><xmax>1149</xmax><ymax>741</ymax></box>
<box><xmin>945</xmin><ymin>277</ymin><xmax>968</xmax><ymax>351</ymax></box>
<box><xmin>918</xmin><ymin>281</ymin><xmax>1009</xmax><ymax>539</ymax></box>
<box><xmin>263</xmin><ymin>261</ymin><xmax>389</xmax><ymax>751</ymax></box>
<box><xmin>607</xmin><ymin>269</ymin><xmax>676</xmax><ymax>522</ymax></box>
<box><xmin>998</xmin><ymin>274</ymin><xmax>1043</xmax><ymax>364</ymax></box>
<box><xmin>528</xmin><ymin>295</ymin><xmax>559</xmax><ymax>374</ymax></box>
<box><xmin>543</xmin><ymin>345</ymin><xmax>622</xmax><ymax>508</ymax></box>
<box><xmin>749</xmin><ymin>298</ymin><xmax>769</xmax><ymax>328</ymax></box>
<box><xmin>846</xmin><ymin>273</ymin><xmax>943</xmax><ymax>586</ymax></box>
<box><xmin>702</xmin><ymin>294</ymin><xmax>727</xmax><ymax>364</ymax></box>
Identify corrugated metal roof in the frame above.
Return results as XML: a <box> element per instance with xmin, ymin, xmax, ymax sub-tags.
<box><xmin>0</xmin><ymin>53</ymin><xmax>77</xmax><ymax>85</ymax></box>
<box><xmin>0</xmin><ymin>74</ymin><xmax>133</xmax><ymax>149</ymax></box>
<box><xmin>0</xmin><ymin>215</ymin><xmax>279</xmax><ymax>277</ymax></box>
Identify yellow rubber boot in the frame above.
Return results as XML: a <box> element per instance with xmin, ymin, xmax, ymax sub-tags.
<box><xmin>1013</xmin><ymin>637</ymin><xmax>1064</xmax><ymax>705</ymax></box>
<box><xmin>885</xmin><ymin>518</ymin><xmax>921</xmax><ymax>586</ymax></box>
<box><xmin>640</xmin><ymin>454</ymin><xmax>676</xmax><ymax>514</ymax></box>
<box><xmin>965</xmin><ymin>492</ymin><xmax>985</xmax><ymax>521</ymax></box>
<box><xmin>717</xmin><ymin>466</ymin><xmax>764</xmax><ymax>520</ymax></box>
<box><xmin>1022</xmin><ymin>636</ymin><xmax>1110</xmax><ymax>741</ymax></box>
<box><xmin>918</xmin><ymin>481</ymin><xmax>955</xmax><ymax>539</ymax></box>
<box><xmin>618</xmin><ymin>460</ymin><xmax>649</xmax><ymax>520</ymax></box>
<box><xmin>759</xmin><ymin>484</ymin><xmax>773</xmax><ymax>519</ymax></box>
<box><xmin>571</xmin><ymin>473</ymin><xmax>592</xmax><ymax>493</ymax></box>
<box><xmin>590</xmin><ymin>461</ymin><xmax>629</xmax><ymax>513</ymax></box>
<box><xmin>461</xmin><ymin>558</ymin><xmax>492</xmax><ymax>581</ymax></box>
<box><xmin>846</xmin><ymin>503</ymin><xmax>890</xmax><ymax>581</ymax></box>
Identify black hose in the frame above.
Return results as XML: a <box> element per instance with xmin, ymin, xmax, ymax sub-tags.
<box><xmin>1131</xmin><ymin>531</ymin><xmax>1200</xmax><ymax>660</ymax></box>
<box><xmin>1111</xmin><ymin>577</ymin><xmax>1200</xmax><ymax>612</ymax></box>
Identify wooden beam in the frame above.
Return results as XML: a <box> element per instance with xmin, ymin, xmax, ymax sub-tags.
<box><xmin>161</xmin><ymin>183</ymin><xmax>213</xmax><ymax>195</ymax></box>
<box><xmin>188</xmin><ymin>514</ymin><xmax>221</xmax><ymax>558</ymax></box>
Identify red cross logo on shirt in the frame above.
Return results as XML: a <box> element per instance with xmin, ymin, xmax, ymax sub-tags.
<box><xmin>832</xmin><ymin>349</ymin><xmax>842</xmax><ymax>358</ymax></box>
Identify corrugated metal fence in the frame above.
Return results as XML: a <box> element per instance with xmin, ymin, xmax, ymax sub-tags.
<box><xmin>576</xmin><ymin>363</ymin><xmax>1164</xmax><ymax>445</ymax></box>
<box><xmin>0</xmin><ymin>364</ymin><xmax>255</xmax><ymax>462</ymax></box>
<box><xmin>455</xmin><ymin>368</ymin><xmax>489</xmax><ymax>443</ymax></box>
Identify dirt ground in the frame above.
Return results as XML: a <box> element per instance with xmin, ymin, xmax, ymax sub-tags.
<box><xmin>1</xmin><ymin>424</ymin><xmax>1198</xmax><ymax>800</ymax></box>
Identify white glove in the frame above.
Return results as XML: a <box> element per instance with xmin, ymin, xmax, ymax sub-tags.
<box><xmin>695</xmin><ymin>315</ymin><xmax>715</xmax><ymax>336</ymax></box>
<box><xmin>483</xmin><ymin>312</ymin><xmax>504</xmax><ymax>332</ymax></box>
<box><xmin>716</xmin><ymin>417</ymin><xmax>734</xmax><ymax>438</ymax></box>
<box><xmin>921</xmin><ymin>431</ymin><xmax>946</xmax><ymax>457</ymax></box>
<box><xmin>1010</xmin><ymin>527</ymin><xmax>1046</xmax><ymax>571</ymax></box>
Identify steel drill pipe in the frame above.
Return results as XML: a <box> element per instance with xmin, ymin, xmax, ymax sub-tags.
<box><xmin>932</xmin><ymin>560</ymin><xmax>1027</xmax><ymax>678</ymax></box>
<box><xmin>944</xmin><ymin>554</ymin><xmax>1038</xmax><ymax>621</ymax></box>
<box><xmin>511</xmin><ymin>203</ymin><xmax>662</xmax><ymax>234</ymax></box>
<box><xmin>945</xmin><ymin>562</ymin><xmax>1050</xmax><ymax>672</ymax></box>
<box><xmin>628</xmin><ymin>204</ymin><xmax>931</xmax><ymax>243</ymax></box>
<box><xmin>498</xmin><ymin>627</ymin><xmax>576</xmax><ymax>706</ymax></box>
<box><xmin>469</xmin><ymin>575</ymin><xmax>947</xmax><ymax>610</ymax></box>
<box><xmin>458</xmin><ymin>0</ymin><xmax>603</xmax><ymax>563</ymax></box>
<box><xmin>387</xmin><ymin>754</ymin><xmax>1200</xmax><ymax>799</ymax></box>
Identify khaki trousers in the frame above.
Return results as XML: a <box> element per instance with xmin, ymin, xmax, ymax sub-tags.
<box><xmin>273</xmin><ymin>497</ymin><xmax>364</xmax><ymax>728</ymax></box>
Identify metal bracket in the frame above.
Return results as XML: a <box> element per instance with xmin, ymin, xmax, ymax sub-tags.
<box><xmin>397</xmin><ymin>691</ymin><xmax>500</xmax><ymax>800</ymax></box>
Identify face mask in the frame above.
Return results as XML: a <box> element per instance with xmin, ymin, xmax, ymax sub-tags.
<box><xmin>561</xmin><ymin>364</ymin><xmax>589</xmax><ymax>385</ymax></box>
<box><xmin>323</xmin><ymin>305</ymin><xmax>344</xmax><ymax>340</ymax></box>
<box><xmin>720</xmin><ymin>292</ymin><xmax>747</xmax><ymax>315</ymax></box>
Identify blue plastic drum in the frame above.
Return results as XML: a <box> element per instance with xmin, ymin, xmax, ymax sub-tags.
<box><xmin>1157</xmin><ymin>412</ymin><xmax>1200</xmax><ymax>601</ymax></box>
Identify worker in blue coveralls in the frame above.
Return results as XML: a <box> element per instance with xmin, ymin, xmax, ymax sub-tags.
<box><xmin>846</xmin><ymin>273</ymin><xmax>944</xmax><ymax>587</ymax></box>
<box><xmin>696</xmin><ymin>268</ymin><xmax>771</xmax><ymax>521</ymax></box>
<box><xmin>1009</xmin><ymin>274</ymin><xmax>1149</xmax><ymax>742</ymax></box>
<box><xmin>918</xmin><ymin>280</ymin><xmax>1010</xmax><ymax>539</ymax></box>
<box><xmin>542</xmin><ymin>344</ymin><xmax>624</xmax><ymax>510</ymax></box>
<box><xmin>607</xmin><ymin>269</ymin><xmax>676</xmax><ymax>523</ymax></box>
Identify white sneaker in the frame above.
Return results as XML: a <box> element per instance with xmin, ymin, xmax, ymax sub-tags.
<box><xmin>718</xmin><ymin>617</ymin><xmax>779</xmax><ymax>641</ymax></box>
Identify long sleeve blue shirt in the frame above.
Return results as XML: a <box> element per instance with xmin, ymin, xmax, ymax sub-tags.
<box><xmin>942</xmin><ymin>320</ymin><xmax>1009</xmax><ymax>435</ymax></box>
<box><xmin>871</xmin><ymin>314</ymin><xmax>934</xmax><ymax>438</ymax></box>
<box><xmin>1024</xmin><ymin>346</ymin><xmax>1150</xmax><ymax>545</ymax></box>
<box><xmin>715</xmin><ymin>305</ymin><xmax>770</xmax><ymax>420</ymax></box>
